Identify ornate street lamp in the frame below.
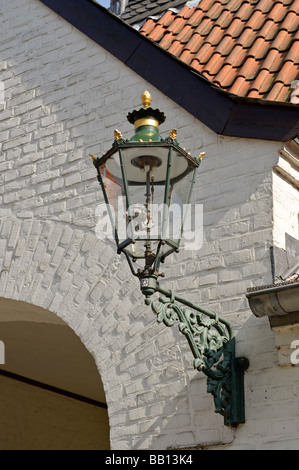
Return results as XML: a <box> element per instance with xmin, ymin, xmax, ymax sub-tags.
<box><xmin>90</xmin><ymin>92</ymin><xmax>249</xmax><ymax>427</ymax></box>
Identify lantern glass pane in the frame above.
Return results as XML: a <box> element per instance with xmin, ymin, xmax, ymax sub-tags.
<box><xmin>96</xmin><ymin>143</ymin><xmax>197</xmax><ymax>261</ymax></box>
<box><xmin>98</xmin><ymin>153</ymin><xmax>126</xmax><ymax>244</ymax></box>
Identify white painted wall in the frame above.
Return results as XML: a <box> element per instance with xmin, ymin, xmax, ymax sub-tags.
<box><xmin>1</xmin><ymin>0</ymin><xmax>299</xmax><ymax>450</ymax></box>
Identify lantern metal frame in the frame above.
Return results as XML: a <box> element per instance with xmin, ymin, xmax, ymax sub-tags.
<box><xmin>91</xmin><ymin>92</ymin><xmax>249</xmax><ymax>427</ymax></box>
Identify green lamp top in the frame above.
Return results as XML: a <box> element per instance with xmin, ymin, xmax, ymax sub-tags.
<box><xmin>127</xmin><ymin>91</ymin><xmax>166</xmax><ymax>142</ymax></box>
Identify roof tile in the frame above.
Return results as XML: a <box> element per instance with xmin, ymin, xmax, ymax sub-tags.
<box><xmin>178</xmin><ymin>5</ymin><xmax>195</xmax><ymax>19</ymax></box>
<box><xmin>203</xmin><ymin>52</ymin><xmax>223</xmax><ymax>74</ymax></box>
<box><xmin>194</xmin><ymin>42</ymin><xmax>215</xmax><ymax>63</ymax></box>
<box><xmin>271</xmin><ymin>29</ymin><xmax>293</xmax><ymax>51</ymax></box>
<box><xmin>214</xmin><ymin>63</ymin><xmax>237</xmax><ymax>86</ymax></box>
<box><xmin>176</xmin><ymin>24</ymin><xmax>194</xmax><ymax>43</ymax></box>
<box><xmin>187</xmin><ymin>32</ymin><xmax>205</xmax><ymax>52</ymax></box>
<box><xmin>168</xmin><ymin>40</ymin><xmax>185</xmax><ymax>57</ymax></box>
<box><xmin>198</xmin><ymin>0</ymin><xmax>217</xmax><ymax>13</ymax></box>
<box><xmin>259</xmin><ymin>19</ymin><xmax>279</xmax><ymax>40</ymax></box>
<box><xmin>215</xmin><ymin>35</ymin><xmax>235</xmax><ymax>56</ymax></box>
<box><xmin>236</xmin><ymin>27</ymin><xmax>257</xmax><ymax>48</ymax></box>
<box><xmin>246</xmin><ymin>10</ymin><xmax>267</xmax><ymax>30</ymax></box>
<box><xmin>215</xmin><ymin>9</ymin><xmax>235</xmax><ymax>28</ymax></box>
<box><xmin>234</xmin><ymin>1</ymin><xmax>252</xmax><ymax>20</ymax></box>
<box><xmin>225</xmin><ymin>17</ymin><xmax>245</xmax><ymax>37</ymax></box>
<box><xmin>248</xmin><ymin>36</ymin><xmax>269</xmax><ymax>59</ymax></box>
<box><xmin>159</xmin><ymin>31</ymin><xmax>175</xmax><ymax>49</ymax></box>
<box><xmin>225</xmin><ymin>44</ymin><xmax>247</xmax><ymax>66</ymax></box>
<box><xmin>186</xmin><ymin>8</ymin><xmax>204</xmax><ymax>26</ymax></box>
<box><xmin>137</xmin><ymin>0</ymin><xmax>299</xmax><ymax>103</ymax></box>
<box><xmin>168</xmin><ymin>17</ymin><xmax>186</xmax><ymax>34</ymax></box>
<box><xmin>250</xmin><ymin>69</ymin><xmax>274</xmax><ymax>94</ymax></box>
<box><xmin>267</xmin><ymin>81</ymin><xmax>285</xmax><ymax>100</ymax></box>
<box><xmin>269</xmin><ymin>2</ymin><xmax>288</xmax><ymax>23</ymax></box>
<box><xmin>194</xmin><ymin>17</ymin><xmax>214</xmax><ymax>36</ymax></box>
<box><xmin>275</xmin><ymin>60</ymin><xmax>298</xmax><ymax>85</ymax></box>
<box><xmin>208</xmin><ymin>1</ymin><xmax>224</xmax><ymax>20</ymax></box>
<box><xmin>280</xmin><ymin>10</ymin><xmax>298</xmax><ymax>32</ymax></box>
<box><xmin>149</xmin><ymin>24</ymin><xmax>166</xmax><ymax>42</ymax></box>
<box><xmin>238</xmin><ymin>56</ymin><xmax>258</xmax><ymax>79</ymax></box>
<box><xmin>204</xmin><ymin>24</ymin><xmax>223</xmax><ymax>46</ymax></box>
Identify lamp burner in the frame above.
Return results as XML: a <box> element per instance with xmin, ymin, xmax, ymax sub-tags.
<box><xmin>131</xmin><ymin>155</ymin><xmax>162</xmax><ymax>169</ymax></box>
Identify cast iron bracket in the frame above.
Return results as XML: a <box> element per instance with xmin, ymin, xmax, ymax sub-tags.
<box><xmin>140</xmin><ymin>275</ymin><xmax>249</xmax><ymax>427</ymax></box>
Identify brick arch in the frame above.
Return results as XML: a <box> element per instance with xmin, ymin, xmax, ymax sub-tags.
<box><xmin>0</xmin><ymin>216</ymin><xmax>186</xmax><ymax>448</ymax></box>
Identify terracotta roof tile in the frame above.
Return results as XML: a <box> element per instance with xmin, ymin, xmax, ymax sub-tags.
<box><xmin>259</xmin><ymin>19</ymin><xmax>279</xmax><ymax>40</ymax></box>
<box><xmin>267</xmin><ymin>81</ymin><xmax>286</xmax><ymax>100</ymax></box>
<box><xmin>178</xmin><ymin>5</ymin><xmax>195</xmax><ymax>19</ymax></box>
<box><xmin>248</xmin><ymin>36</ymin><xmax>268</xmax><ymax>59</ymax></box>
<box><xmin>159</xmin><ymin>31</ymin><xmax>175</xmax><ymax>49</ymax></box>
<box><xmin>270</xmin><ymin>2</ymin><xmax>289</xmax><ymax>22</ymax></box>
<box><xmin>168</xmin><ymin>40</ymin><xmax>185</xmax><ymax>56</ymax></box>
<box><xmin>255</xmin><ymin>0</ymin><xmax>274</xmax><ymax>14</ymax></box>
<box><xmin>208</xmin><ymin>1</ymin><xmax>224</xmax><ymax>19</ymax></box>
<box><xmin>148</xmin><ymin>23</ymin><xmax>165</xmax><ymax>41</ymax></box>
<box><xmin>214</xmin><ymin>63</ymin><xmax>237</xmax><ymax>86</ymax></box>
<box><xmin>276</xmin><ymin>59</ymin><xmax>298</xmax><ymax>84</ymax></box>
<box><xmin>225</xmin><ymin>44</ymin><xmax>247</xmax><ymax>65</ymax></box>
<box><xmin>215</xmin><ymin>35</ymin><xmax>235</xmax><ymax>55</ymax></box>
<box><xmin>203</xmin><ymin>51</ymin><xmax>223</xmax><ymax>73</ymax></box>
<box><xmin>187</xmin><ymin>32</ymin><xmax>205</xmax><ymax>52</ymax></box>
<box><xmin>204</xmin><ymin>24</ymin><xmax>223</xmax><ymax>45</ymax></box>
<box><xmin>216</xmin><ymin>9</ymin><xmax>235</xmax><ymax>28</ymax></box>
<box><xmin>168</xmin><ymin>17</ymin><xmax>186</xmax><ymax>34</ymax></box>
<box><xmin>250</xmin><ymin>69</ymin><xmax>274</xmax><ymax>94</ymax></box>
<box><xmin>285</xmin><ymin>40</ymin><xmax>299</xmax><ymax>63</ymax></box>
<box><xmin>271</xmin><ymin>29</ymin><xmax>293</xmax><ymax>51</ymax></box>
<box><xmin>186</xmin><ymin>8</ymin><xmax>205</xmax><ymax>26</ymax></box>
<box><xmin>158</xmin><ymin>10</ymin><xmax>175</xmax><ymax>26</ymax></box>
<box><xmin>176</xmin><ymin>24</ymin><xmax>194</xmax><ymax>42</ymax></box>
<box><xmin>194</xmin><ymin>42</ymin><xmax>215</xmax><ymax>63</ymax></box>
<box><xmin>138</xmin><ymin>0</ymin><xmax>299</xmax><ymax>103</ymax></box>
<box><xmin>280</xmin><ymin>10</ymin><xmax>298</xmax><ymax>31</ymax></box>
<box><xmin>234</xmin><ymin>1</ymin><xmax>253</xmax><ymax>20</ymax></box>
<box><xmin>181</xmin><ymin>49</ymin><xmax>194</xmax><ymax>65</ymax></box>
<box><xmin>199</xmin><ymin>0</ymin><xmax>218</xmax><ymax>13</ymax></box>
<box><xmin>225</xmin><ymin>17</ymin><xmax>245</xmax><ymax>37</ymax></box>
<box><xmin>246</xmin><ymin>10</ymin><xmax>267</xmax><ymax>30</ymax></box>
<box><xmin>194</xmin><ymin>17</ymin><xmax>214</xmax><ymax>35</ymax></box>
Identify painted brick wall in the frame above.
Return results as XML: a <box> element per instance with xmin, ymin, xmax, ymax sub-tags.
<box><xmin>1</xmin><ymin>0</ymin><xmax>299</xmax><ymax>450</ymax></box>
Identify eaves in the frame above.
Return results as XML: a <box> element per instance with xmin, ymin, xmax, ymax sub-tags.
<box><xmin>39</xmin><ymin>0</ymin><xmax>299</xmax><ymax>142</ymax></box>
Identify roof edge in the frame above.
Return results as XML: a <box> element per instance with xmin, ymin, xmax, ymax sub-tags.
<box><xmin>39</xmin><ymin>0</ymin><xmax>299</xmax><ymax>141</ymax></box>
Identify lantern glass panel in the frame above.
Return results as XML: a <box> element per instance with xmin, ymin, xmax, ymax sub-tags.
<box><xmin>97</xmin><ymin>143</ymin><xmax>197</xmax><ymax>262</ymax></box>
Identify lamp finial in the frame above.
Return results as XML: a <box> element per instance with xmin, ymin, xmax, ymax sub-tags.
<box><xmin>141</xmin><ymin>90</ymin><xmax>151</xmax><ymax>109</ymax></box>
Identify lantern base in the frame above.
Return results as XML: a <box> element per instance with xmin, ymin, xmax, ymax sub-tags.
<box><xmin>139</xmin><ymin>273</ymin><xmax>158</xmax><ymax>305</ymax></box>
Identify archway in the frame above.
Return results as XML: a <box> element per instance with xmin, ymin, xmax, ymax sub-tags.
<box><xmin>0</xmin><ymin>297</ymin><xmax>110</xmax><ymax>450</ymax></box>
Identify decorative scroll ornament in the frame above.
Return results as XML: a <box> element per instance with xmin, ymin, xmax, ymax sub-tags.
<box><xmin>151</xmin><ymin>291</ymin><xmax>248</xmax><ymax>426</ymax></box>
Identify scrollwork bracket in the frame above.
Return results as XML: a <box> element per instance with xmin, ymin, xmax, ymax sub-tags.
<box><xmin>141</xmin><ymin>277</ymin><xmax>249</xmax><ymax>427</ymax></box>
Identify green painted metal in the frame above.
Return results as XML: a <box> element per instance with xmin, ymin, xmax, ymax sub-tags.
<box><xmin>140</xmin><ymin>274</ymin><xmax>249</xmax><ymax>427</ymax></box>
<box><xmin>92</xmin><ymin>94</ymin><xmax>249</xmax><ymax>427</ymax></box>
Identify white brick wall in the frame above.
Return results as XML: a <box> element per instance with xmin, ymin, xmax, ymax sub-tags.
<box><xmin>1</xmin><ymin>0</ymin><xmax>299</xmax><ymax>450</ymax></box>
